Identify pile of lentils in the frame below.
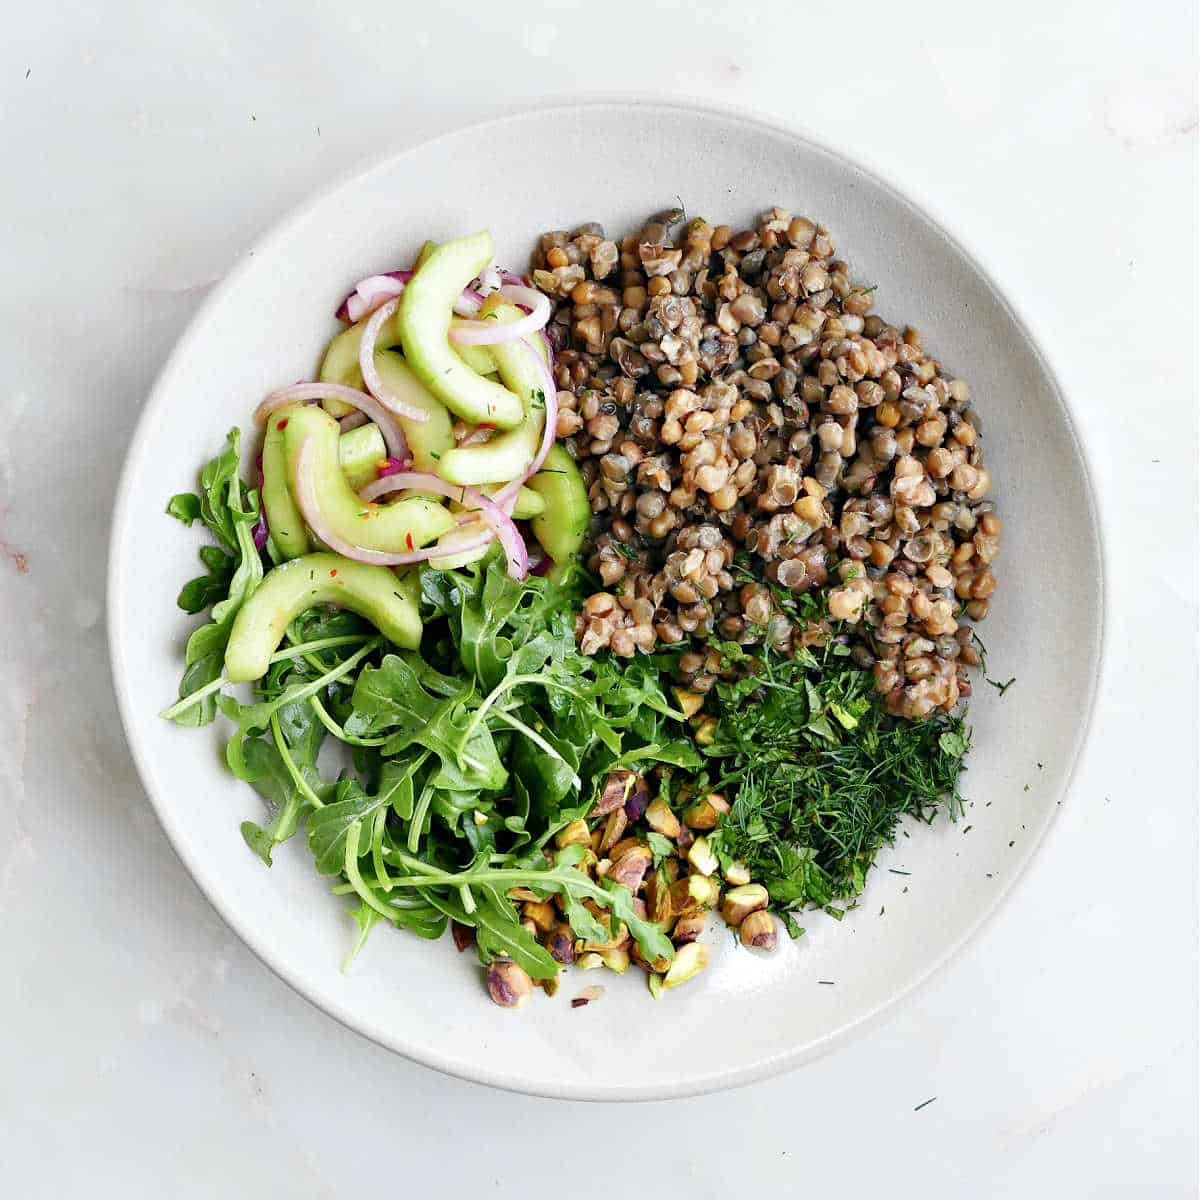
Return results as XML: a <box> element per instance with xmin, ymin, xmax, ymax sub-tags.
<box><xmin>530</xmin><ymin>207</ymin><xmax>1000</xmax><ymax>720</ymax></box>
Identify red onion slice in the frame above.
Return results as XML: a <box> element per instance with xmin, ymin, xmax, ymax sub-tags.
<box><xmin>256</xmin><ymin>382</ymin><xmax>409</xmax><ymax>464</ymax></box>
<box><xmin>491</xmin><ymin>337</ymin><xmax>559</xmax><ymax>510</ymax></box>
<box><xmin>453</xmin><ymin>287</ymin><xmax>485</xmax><ymax>317</ymax></box>
<box><xmin>360</xmin><ymin>471</ymin><xmax>527</xmax><ymax>579</ymax></box>
<box><xmin>449</xmin><ymin>284</ymin><xmax>550</xmax><ymax>346</ymax></box>
<box><xmin>338</xmin><ymin>411</ymin><xmax>370</xmax><ymax>432</ymax></box>
<box><xmin>358</xmin><ymin>298</ymin><xmax>431</xmax><ymax>425</ymax></box>
<box><xmin>336</xmin><ymin>270</ymin><xmax>413</xmax><ymax>322</ymax></box>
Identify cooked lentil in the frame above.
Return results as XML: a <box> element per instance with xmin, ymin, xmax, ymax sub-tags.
<box><xmin>530</xmin><ymin>208</ymin><xmax>1000</xmax><ymax>718</ymax></box>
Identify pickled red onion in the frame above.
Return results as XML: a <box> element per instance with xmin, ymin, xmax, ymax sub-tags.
<box><xmin>256</xmin><ymin>382</ymin><xmax>409</xmax><ymax>463</ymax></box>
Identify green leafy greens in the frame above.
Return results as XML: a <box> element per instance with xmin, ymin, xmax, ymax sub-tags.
<box><xmin>702</xmin><ymin>638</ymin><xmax>969</xmax><ymax>924</ymax></box>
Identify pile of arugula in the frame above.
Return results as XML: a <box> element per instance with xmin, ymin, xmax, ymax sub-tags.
<box><xmin>168</xmin><ymin>432</ymin><xmax>690</xmax><ymax>977</ymax></box>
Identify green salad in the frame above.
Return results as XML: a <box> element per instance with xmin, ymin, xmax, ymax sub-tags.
<box><xmin>163</xmin><ymin>222</ymin><xmax>985</xmax><ymax>1009</ymax></box>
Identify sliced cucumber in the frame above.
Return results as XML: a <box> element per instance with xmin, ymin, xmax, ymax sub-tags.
<box><xmin>506</xmin><ymin>485</ymin><xmax>545</xmax><ymax>520</ymax></box>
<box><xmin>397</xmin><ymin>232</ymin><xmax>524</xmax><ymax>429</ymax></box>
<box><xmin>447</xmin><ymin>482</ymin><xmax>545</xmax><ymax>520</ymax></box>
<box><xmin>448</xmin><ymin>325</ymin><xmax>498</xmax><ymax>376</ymax></box>
<box><xmin>437</xmin><ymin>301</ymin><xmax>546</xmax><ymax>485</ymax></box>
<box><xmin>370</xmin><ymin>351</ymin><xmax>454</xmax><ymax>472</ymax></box>
<box><xmin>261</xmin><ymin>407</ymin><xmax>310</xmax><ymax>560</ymax></box>
<box><xmin>281</xmin><ymin>405</ymin><xmax>454</xmax><ymax>555</ymax></box>
<box><xmin>528</xmin><ymin>445</ymin><xmax>589</xmax><ymax>564</ymax></box>
<box><xmin>338</xmin><ymin>422</ymin><xmax>387</xmax><ymax>492</ymax></box>
<box><xmin>317</xmin><ymin>307</ymin><xmax>404</xmax><ymax>416</ymax></box>
<box><xmin>225</xmin><ymin>553</ymin><xmax>421</xmax><ymax>682</ymax></box>
<box><xmin>427</xmin><ymin>521</ymin><xmax>492</xmax><ymax>572</ymax></box>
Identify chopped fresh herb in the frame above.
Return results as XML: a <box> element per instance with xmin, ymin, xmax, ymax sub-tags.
<box><xmin>698</xmin><ymin>639</ymin><xmax>968</xmax><ymax>918</ymax></box>
<box><xmin>987</xmin><ymin>675</ymin><xmax>1016</xmax><ymax>697</ymax></box>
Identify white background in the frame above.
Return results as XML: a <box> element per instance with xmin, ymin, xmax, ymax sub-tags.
<box><xmin>1</xmin><ymin>2</ymin><xmax>1196</xmax><ymax>1196</ymax></box>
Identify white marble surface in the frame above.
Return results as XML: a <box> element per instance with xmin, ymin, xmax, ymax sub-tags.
<box><xmin>1</xmin><ymin>2</ymin><xmax>1195</xmax><ymax>1195</ymax></box>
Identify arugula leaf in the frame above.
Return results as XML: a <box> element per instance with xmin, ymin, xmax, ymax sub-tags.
<box><xmin>166</xmin><ymin>493</ymin><xmax>202</xmax><ymax>525</ymax></box>
<box><xmin>169</xmin><ymin>429</ymin><xmax>264</xmax><ymax>725</ymax></box>
<box><xmin>470</xmin><ymin>890</ymin><xmax>559</xmax><ymax>980</ymax></box>
<box><xmin>646</xmin><ymin>832</ymin><xmax>675</xmax><ymax>867</ymax></box>
<box><xmin>599</xmin><ymin>877</ymin><xmax>674</xmax><ymax>963</ymax></box>
<box><xmin>236</xmin><ymin>701</ymin><xmax>326</xmax><ymax>865</ymax></box>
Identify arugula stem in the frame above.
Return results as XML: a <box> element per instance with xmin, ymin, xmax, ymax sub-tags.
<box><xmin>370</xmin><ymin>807</ymin><xmax>393</xmax><ymax>893</ymax></box>
<box><xmin>343</xmin><ymin>822</ymin><xmax>398</xmax><ymax>923</ymax></box>
<box><xmin>159</xmin><ymin>675</ymin><xmax>226</xmax><ymax>721</ymax></box>
<box><xmin>460</xmin><ymin>673</ymin><xmax>585</xmax><ymax>749</ymax></box>
<box><xmin>308</xmin><ymin>695</ymin><xmax>388</xmax><ymax>747</ymax></box>
<box><xmin>159</xmin><ymin>634</ymin><xmax>373</xmax><ymax>720</ymax></box>
<box><xmin>489</xmin><ymin>709</ymin><xmax>581</xmax><ymax>790</ymax></box>
<box><xmin>406</xmin><ymin>777</ymin><xmax>436</xmax><ymax>854</ymax></box>
<box><xmin>241</xmin><ymin>639</ymin><xmax>382</xmax><ymax>732</ymax></box>
<box><xmin>270</xmin><ymin>713</ymin><xmax>324</xmax><ymax>809</ymax></box>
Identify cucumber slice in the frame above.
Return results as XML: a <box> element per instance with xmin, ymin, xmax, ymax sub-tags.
<box><xmin>281</xmin><ymin>405</ymin><xmax>454</xmax><ymax>555</ymax></box>
<box><xmin>225</xmin><ymin>553</ymin><xmax>421</xmax><ymax>682</ymax></box>
<box><xmin>528</xmin><ymin>445</ymin><xmax>589</xmax><ymax>564</ymax></box>
<box><xmin>427</xmin><ymin>522</ymin><xmax>492</xmax><ymax>572</ymax></box>
<box><xmin>437</xmin><ymin>302</ymin><xmax>546</xmax><ymax>485</ymax></box>
<box><xmin>261</xmin><ymin>406</ymin><xmax>311</xmax><ymax>560</ymax></box>
<box><xmin>448</xmin><ymin>325</ymin><xmax>498</xmax><ymax>376</ymax></box>
<box><xmin>448</xmin><ymin>483</ymin><xmax>545</xmax><ymax>519</ymax></box>
<box><xmin>317</xmin><ymin>306</ymin><xmax>404</xmax><ymax>416</ymax></box>
<box><xmin>369</xmin><ymin>351</ymin><xmax>454</xmax><ymax>472</ymax></box>
<box><xmin>338</xmin><ymin>422</ymin><xmax>387</xmax><ymax>492</ymax></box>
<box><xmin>507</xmin><ymin>485</ymin><xmax>545</xmax><ymax>520</ymax></box>
<box><xmin>397</xmin><ymin>232</ymin><xmax>524</xmax><ymax>429</ymax></box>
<box><xmin>318</xmin><ymin>309</ymin><xmax>495</xmax><ymax>417</ymax></box>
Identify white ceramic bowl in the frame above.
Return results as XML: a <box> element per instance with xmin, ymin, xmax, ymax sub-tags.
<box><xmin>109</xmin><ymin>100</ymin><xmax>1103</xmax><ymax>1100</ymax></box>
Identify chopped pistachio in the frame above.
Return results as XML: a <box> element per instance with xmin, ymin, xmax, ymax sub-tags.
<box><xmin>672</xmin><ymin>687</ymin><xmax>706</xmax><ymax>718</ymax></box>
<box><xmin>672</xmin><ymin>910</ymin><xmax>708</xmax><ymax>944</ymax></box>
<box><xmin>724</xmin><ymin>861</ymin><xmax>752</xmax><ymax>887</ymax></box>
<box><xmin>598</xmin><ymin>805</ymin><xmax>628</xmax><ymax>854</ymax></box>
<box><xmin>486</xmin><ymin>960</ymin><xmax>533</xmax><ymax>1009</ymax></box>
<box><xmin>576</xmin><ymin>952</ymin><xmax>605</xmax><ymax>971</ymax></box>
<box><xmin>593</xmin><ymin>769</ymin><xmax>638</xmax><ymax>815</ymax></box>
<box><xmin>554</xmin><ymin>819</ymin><xmax>591</xmax><ymax>849</ymax></box>
<box><xmin>687</xmin><ymin>835</ymin><xmax>719</xmax><ymax>877</ymax></box>
<box><xmin>687</xmin><ymin>875</ymin><xmax>721</xmax><ymax>909</ymax></box>
<box><xmin>683</xmin><ymin>792</ymin><xmax>730</xmax><ymax>830</ymax></box>
<box><xmin>740</xmin><ymin>910</ymin><xmax>778</xmax><ymax>951</ymax></box>
<box><xmin>694</xmin><ymin>716</ymin><xmax>718</xmax><ymax>747</ymax></box>
<box><xmin>721</xmin><ymin>883</ymin><xmax>769</xmax><ymax>927</ymax></box>
<box><xmin>609</xmin><ymin>844</ymin><xmax>652</xmax><ymax>892</ymax></box>
<box><xmin>648</xmin><ymin>972</ymin><xmax>666</xmax><ymax>1000</ymax></box>
<box><xmin>523</xmin><ymin>899</ymin><xmax>557</xmax><ymax>933</ymax></box>
<box><xmin>547</xmin><ymin>925</ymin><xmax>576</xmax><ymax>965</ymax></box>
<box><xmin>663</xmin><ymin>942</ymin><xmax>710</xmax><ymax>988</ymax></box>
<box><xmin>644</xmin><ymin>797</ymin><xmax>682</xmax><ymax>839</ymax></box>
<box><xmin>598</xmin><ymin>946</ymin><xmax>631</xmax><ymax>974</ymax></box>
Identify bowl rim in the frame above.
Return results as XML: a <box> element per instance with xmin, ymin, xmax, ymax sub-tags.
<box><xmin>107</xmin><ymin>93</ymin><xmax>1108</xmax><ymax>1102</ymax></box>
